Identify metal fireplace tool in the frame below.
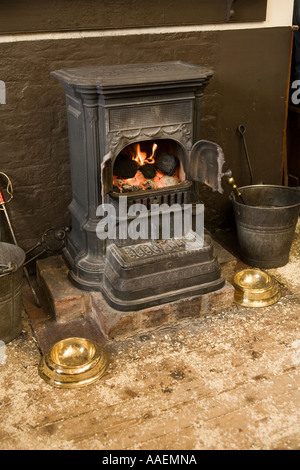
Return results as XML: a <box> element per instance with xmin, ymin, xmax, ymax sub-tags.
<box><xmin>0</xmin><ymin>171</ymin><xmax>70</xmax><ymax>307</ymax></box>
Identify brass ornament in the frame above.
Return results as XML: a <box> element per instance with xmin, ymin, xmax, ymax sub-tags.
<box><xmin>38</xmin><ymin>337</ymin><xmax>109</xmax><ymax>389</ymax></box>
<box><xmin>232</xmin><ymin>269</ymin><xmax>281</xmax><ymax>307</ymax></box>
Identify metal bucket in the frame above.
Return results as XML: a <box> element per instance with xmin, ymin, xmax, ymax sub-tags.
<box><xmin>230</xmin><ymin>185</ymin><xmax>300</xmax><ymax>268</ymax></box>
<box><xmin>0</xmin><ymin>242</ymin><xmax>25</xmax><ymax>343</ymax></box>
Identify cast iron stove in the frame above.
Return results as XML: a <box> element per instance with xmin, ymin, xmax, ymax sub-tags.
<box><xmin>52</xmin><ymin>61</ymin><xmax>227</xmax><ymax>311</ymax></box>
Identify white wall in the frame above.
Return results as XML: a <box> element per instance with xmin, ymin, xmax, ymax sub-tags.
<box><xmin>265</xmin><ymin>0</ymin><xmax>294</xmax><ymax>27</ymax></box>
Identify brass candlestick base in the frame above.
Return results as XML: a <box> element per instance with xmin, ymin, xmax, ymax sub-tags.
<box><xmin>38</xmin><ymin>337</ymin><xmax>109</xmax><ymax>389</ymax></box>
<box><xmin>232</xmin><ymin>269</ymin><xmax>281</xmax><ymax>307</ymax></box>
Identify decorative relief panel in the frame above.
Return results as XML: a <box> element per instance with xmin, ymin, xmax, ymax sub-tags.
<box><xmin>108</xmin><ymin>123</ymin><xmax>193</xmax><ymax>154</ymax></box>
<box><xmin>122</xmin><ymin>239</ymin><xmax>187</xmax><ymax>260</ymax></box>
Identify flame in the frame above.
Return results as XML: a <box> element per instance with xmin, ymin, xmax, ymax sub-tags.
<box><xmin>147</xmin><ymin>143</ymin><xmax>157</xmax><ymax>164</ymax></box>
<box><xmin>132</xmin><ymin>143</ymin><xmax>157</xmax><ymax>166</ymax></box>
<box><xmin>132</xmin><ymin>144</ymin><xmax>147</xmax><ymax>166</ymax></box>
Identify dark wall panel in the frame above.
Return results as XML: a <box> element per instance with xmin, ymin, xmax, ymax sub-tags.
<box><xmin>198</xmin><ymin>27</ymin><xmax>292</xmax><ymax>220</ymax></box>
<box><xmin>0</xmin><ymin>0</ymin><xmax>267</xmax><ymax>34</ymax></box>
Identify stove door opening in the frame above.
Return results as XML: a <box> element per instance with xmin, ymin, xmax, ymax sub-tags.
<box><xmin>112</xmin><ymin>139</ymin><xmax>186</xmax><ymax>194</ymax></box>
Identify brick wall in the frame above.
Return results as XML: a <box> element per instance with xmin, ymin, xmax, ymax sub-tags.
<box><xmin>0</xmin><ymin>27</ymin><xmax>292</xmax><ymax>250</ymax></box>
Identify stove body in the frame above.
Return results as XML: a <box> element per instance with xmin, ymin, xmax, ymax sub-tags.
<box><xmin>52</xmin><ymin>62</ymin><xmax>226</xmax><ymax>311</ymax></box>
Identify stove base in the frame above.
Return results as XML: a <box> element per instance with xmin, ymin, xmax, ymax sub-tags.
<box><xmin>65</xmin><ymin>234</ymin><xmax>226</xmax><ymax>311</ymax></box>
<box><xmin>102</xmin><ymin>236</ymin><xmax>225</xmax><ymax>311</ymax></box>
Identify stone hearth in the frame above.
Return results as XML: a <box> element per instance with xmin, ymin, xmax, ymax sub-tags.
<box><xmin>23</xmin><ymin>238</ymin><xmax>236</xmax><ymax>353</ymax></box>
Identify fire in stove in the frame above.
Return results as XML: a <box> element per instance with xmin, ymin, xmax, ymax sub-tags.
<box><xmin>113</xmin><ymin>140</ymin><xmax>186</xmax><ymax>193</ymax></box>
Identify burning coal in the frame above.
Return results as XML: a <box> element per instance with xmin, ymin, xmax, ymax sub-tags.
<box><xmin>113</xmin><ymin>142</ymin><xmax>184</xmax><ymax>193</ymax></box>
